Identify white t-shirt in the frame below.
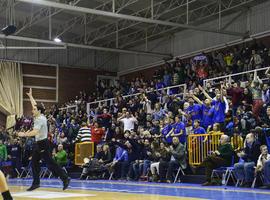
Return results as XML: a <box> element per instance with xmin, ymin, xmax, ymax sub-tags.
<box><xmin>120</xmin><ymin>117</ymin><xmax>137</xmax><ymax>132</ymax></box>
<box><xmin>34</xmin><ymin>114</ymin><xmax>48</xmax><ymax>141</ymax></box>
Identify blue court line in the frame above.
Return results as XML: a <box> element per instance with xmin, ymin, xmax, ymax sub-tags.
<box><xmin>8</xmin><ymin>178</ymin><xmax>270</xmax><ymax>200</ymax></box>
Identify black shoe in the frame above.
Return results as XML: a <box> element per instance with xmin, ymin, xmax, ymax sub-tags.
<box><xmin>202</xmin><ymin>182</ymin><xmax>213</xmax><ymax>186</ymax></box>
<box><xmin>63</xmin><ymin>178</ymin><xmax>70</xmax><ymax>190</ymax></box>
<box><xmin>259</xmin><ymin>185</ymin><xmax>270</xmax><ymax>189</ymax></box>
<box><xmin>27</xmin><ymin>185</ymin><xmax>40</xmax><ymax>191</ymax></box>
<box><xmin>240</xmin><ymin>182</ymin><xmax>252</xmax><ymax>188</ymax></box>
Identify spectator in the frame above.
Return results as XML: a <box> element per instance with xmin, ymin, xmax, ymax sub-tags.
<box><xmin>7</xmin><ymin>139</ymin><xmax>21</xmax><ymax>177</ymax></box>
<box><xmin>159</xmin><ymin>137</ymin><xmax>187</xmax><ymax>183</ymax></box>
<box><xmin>75</xmin><ymin>122</ymin><xmax>91</xmax><ymax>143</ymax></box>
<box><xmin>193</xmin><ymin>120</ymin><xmax>206</xmax><ymax>134</ymax></box>
<box><xmin>53</xmin><ymin>144</ymin><xmax>68</xmax><ymax>167</ymax></box>
<box><xmin>107</xmin><ymin>144</ymin><xmax>128</xmax><ymax>180</ymax></box>
<box><xmin>249</xmin><ymin>50</ymin><xmax>262</xmax><ymax>69</ymax></box>
<box><xmin>91</xmin><ymin>122</ymin><xmax>105</xmax><ymax>145</ymax></box>
<box><xmin>117</xmin><ymin>111</ymin><xmax>138</xmax><ymax>132</ymax></box>
<box><xmin>255</xmin><ymin>145</ymin><xmax>270</xmax><ymax>188</ymax></box>
<box><xmin>200</xmin><ymin>135</ymin><xmax>234</xmax><ymax>186</ymax></box>
<box><xmin>0</xmin><ymin>140</ymin><xmax>7</xmax><ymax>163</ymax></box>
<box><xmin>249</xmin><ymin>72</ymin><xmax>263</xmax><ymax>119</ymax></box>
<box><xmin>234</xmin><ymin>133</ymin><xmax>261</xmax><ymax>187</ymax></box>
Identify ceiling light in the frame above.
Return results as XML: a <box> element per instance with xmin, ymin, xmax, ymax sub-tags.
<box><xmin>54</xmin><ymin>37</ymin><xmax>62</xmax><ymax>43</ymax></box>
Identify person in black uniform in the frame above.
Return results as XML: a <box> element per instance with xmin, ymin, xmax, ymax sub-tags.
<box><xmin>18</xmin><ymin>88</ymin><xmax>70</xmax><ymax>191</ymax></box>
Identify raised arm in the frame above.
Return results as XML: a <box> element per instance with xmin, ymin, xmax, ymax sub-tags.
<box><xmin>192</xmin><ymin>94</ymin><xmax>203</xmax><ymax>105</ymax></box>
<box><xmin>17</xmin><ymin>88</ymin><xmax>39</xmax><ymax>138</ymax></box>
<box><xmin>198</xmin><ymin>85</ymin><xmax>213</xmax><ymax>101</ymax></box>
<box><xmin>26</xmin><ymin>88</ymin><xmax>37</xmax><ymax>108</ymax></box>
<box><xmin>265</xmin><ymin>68</ymin><xmax>270</xmax><ymax>78</ymax></box>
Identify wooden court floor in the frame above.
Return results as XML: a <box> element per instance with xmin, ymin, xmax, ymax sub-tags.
<box><xmin>7</xmin><ymin>179</ymin><xmax>270</xmax><ymax>200</ymax></box>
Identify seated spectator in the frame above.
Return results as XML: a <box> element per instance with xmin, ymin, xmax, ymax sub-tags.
<box><xmin>255</xmin><ymin>145</ymin><xmax>270</xmax><ymax>188</ymax></box>
<box><xmin>200</xmin><ymin>135</ymin><xmax>234</xmax><ymax>186</ymax></box>
<box><xmin>106</xmin><ymin>144</ymin><xmax>128</xmax><ymax>180</ymax></box>
<box><xmin>80</xmin><ymin>144</ymin><xmax>111</xmax><ymax>179</ymax></box>
<box><xmin>150</xmin><ymin>142</ymin><xmax>170</xmax><ymax>182</ymax></box>
<box><xmin>159</xmin><ymin>137</ymin><xmax>187</xmax><ymax>183</ymax></box>
<box><xmin>7</xmin><ymin>139</ymin><xmax>21</xmax><ymax>178</ymax></box>
<box><xmin>234</xmin><ymin>133</ymin><xmax>261</xmax><ymax>187</ymax></box>
<box><xmin>130</xmin><ymin>139</ymin><xmax>151</xmax><ymax>181</ymax></box>
<box><xmin>53</xmin><ymin>144</ymin><xmax>68</xmax><ymax>167</ymax></box>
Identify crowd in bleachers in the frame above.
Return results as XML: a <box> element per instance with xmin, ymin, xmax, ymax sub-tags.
<box><xmin>1</xmin><ymin>42</ymin><xmax>270</xmax><ymax>188</ymax></box>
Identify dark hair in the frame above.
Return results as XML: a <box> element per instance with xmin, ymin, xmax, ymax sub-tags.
<box><xmin>36</xmin><ymin>104</ymin><xmax>45</xmax><ymax>114</ymax></box>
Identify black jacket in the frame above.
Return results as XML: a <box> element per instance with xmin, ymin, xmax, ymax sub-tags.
<box><xmin>242</xmin><ymin>141</ymin><xmax>261</xmax><ymax>163</ymax></box>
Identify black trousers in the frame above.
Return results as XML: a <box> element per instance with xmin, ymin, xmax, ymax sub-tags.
<box><xmin>200</xmin><ymin>155</ymin><xmax>228</xmax><ymax>182</ymax></box>
<box><xmin>159</xmin><ymin>160</ymin><xmax>180</xmax><ymax>182</ymax></box>
<box><xmin>32</xmin><ymin>139</ymin><xmax>68</xmax><ymax>185</ymax></box>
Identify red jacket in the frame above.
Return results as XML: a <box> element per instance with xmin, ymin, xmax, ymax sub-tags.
<box><xmin>91</xmin><ymin>127</ymin><xmax>104</xmax><ymax>143</ymax></box>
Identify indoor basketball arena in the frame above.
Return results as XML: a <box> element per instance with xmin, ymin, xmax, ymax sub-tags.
<box><xmin>1</xmin><ymin>0</ymin><xmax>270</xmax><ymax>199</ymax></box>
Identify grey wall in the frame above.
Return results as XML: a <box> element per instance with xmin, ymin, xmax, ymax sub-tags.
<box><xmin>0</xmin><ymin>40</ymin><xmax>119</xmax><ymax>72</ymax></box>
<box><xmin>119</xmin><ymin>0</ymin><xmax>270</xmax><ymax>74</ymax></box>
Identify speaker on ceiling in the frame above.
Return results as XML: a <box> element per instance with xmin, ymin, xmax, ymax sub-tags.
<box><xmin>1</xmin><ymin>25</ymin><xmax>17</xmax><ymax>36</ymax></box>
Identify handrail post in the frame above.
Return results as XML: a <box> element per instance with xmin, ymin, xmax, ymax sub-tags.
<box><xmin>203</xmin><ymin>79</ymin><xmax>206</xmax><ymax>88</ymax></box>
<box><xmin>86</xmin><ymin>103</ymin><xmax>90</xmax><ymax>115</ymax></box>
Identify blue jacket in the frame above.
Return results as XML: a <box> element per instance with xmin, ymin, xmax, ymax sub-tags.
<box><xmin>114</xmin><ymin>146</ymin><xmax>128</xmax><ymax>162</ymax></box>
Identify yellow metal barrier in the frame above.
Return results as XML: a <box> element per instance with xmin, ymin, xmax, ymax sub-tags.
<box><xmin>188</xmin><ymin>133</ymin><xmax>224</xmax><ymax>166</ymax></box>
<box><xmin>75</xmin><ymin>142</ymin><xmax>95</xmax><ymax>165</ymax></box>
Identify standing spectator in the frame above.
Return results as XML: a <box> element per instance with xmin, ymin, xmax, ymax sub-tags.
<box><xmin>161</xmin><ymin>118</ymin><xmax>173</xmax><ymax>144</ymax></box>
<box><xmin>0</xmin><ymin>140</ymin><xmax>7</xmax><ymax>163</ymax></box>
<box><xmin>97</xmin><ymin>108</ymin><xmax>112</xmax><ymax>130</ymax></box>
<box><xmin>53</xmin><ymin>144</ymin><xmax>68</xmax><ymax>167</ymax></box>
<box><xmin>227</xmin><ymin>82</ymin><xmax>244</xmax><ymax>115</ymax></box>
<box><xmin>211</xmin><ymin>86</ymin><xmax>226</xmax><ymax>129</ymax></box>
<box><xmin>193</xmin><ymin>120</ymin><xmax>206</xmax><ymax>134</ymax></box>
<box><xmin>249</xmin><ymin>72</ymin><xmax>263</xmax><ymax>119</ymax></box>
<box><xmin>75</xmin><ymin>122</ymin><xmax>91</xmax><ymax>143</ymax></box>
<box><xmin>91</xmin><ymin>122</ymin><xmax>105</xmax><ymax>145</ymax></box>
<box><xmin>249</xmin><ymin>50</ymin><xmax>262</xmax><ymax>69</ymax></box>
<box><xmin>192</xmin><ymin>94</ymin><xmax>213</xmax><ymax>129</ymax></box>
<box><xmin>117</xmin><ymin>112</ymin><xmax>138</xmax><ymax>132</ymax></box>
<box><xmin>186</xmin><ymin>96</ymin><xmax>202</xmax><ymax>122</ymax></box>
<box><xmin>163</xmin><ymin>70</ymin><xmax>172</xmax><ymax>87</ymax></box>
<box><xmin>171</xmin><ymin>115</ymin><xmax>186</xmax><ymax>145</ymax></box>
<box><xmin>152</xmin><ymin>103</ymin><xmax>166</xmax><ymax>121</ymax></box>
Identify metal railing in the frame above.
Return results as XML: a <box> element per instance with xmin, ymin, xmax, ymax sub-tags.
<box><xmin>188</xmin><ymin>133</ymin><xmax>223</xmax><ymax>166</ymax></box>
<box><xmin>75</xmin><ymin>142</ymin><xmax>95</xmax><ymax>165</ymax></box>
<box><xmin>203</xmin><ymin>66</ymin><xmax>270</xmax><ymax>87</ymax></box>
<box><xmin>188</xmin><ymin>133</ymin><xmax>244</xmax><ymax>166</ymax></box>
<box><xmin>86</xmin><ymin>83</ymin><xmax>187</xmax><ymax>115</ymax></box>
<box><xmin>59</xmin><ymin>104</ymin><xmax>78</xmax><ymax>113</ymax></box>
